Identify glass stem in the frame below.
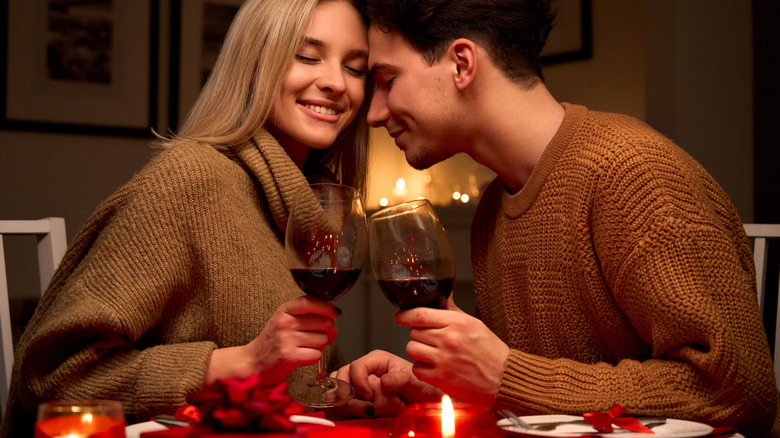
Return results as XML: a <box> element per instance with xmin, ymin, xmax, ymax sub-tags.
<box><xmin>316</xmin><ymin>357</ymin><xmax>326</xmax><ymax>380</ymax></box>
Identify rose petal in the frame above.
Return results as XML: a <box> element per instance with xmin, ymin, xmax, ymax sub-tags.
<box><xmin>212</xmin><ymin>406</ymin><xmax>249</xmax><ymax>430</ymax></box>
<box><xmin>174</xmin><ymin>404</ymin><xmax>201</xmax><ymax>423</ymax></box>
<box><xmin>613</xmin><ymin>417</ymin><xmax>654</xmax><ymax>433</ymax></box>
<box><xmin>607</xmin><ymin>403</ymin><xmax>628</xmax><ymax>419</ymax></box>
<box><xmin>583</xmin><ymin>412</ymin><xmax>615</xmax><ymax>433</ymax></box>
<box><xmin>243</xmin><ymin>400</ymin><xmax>272</xmax><ymax>419</ymax></box>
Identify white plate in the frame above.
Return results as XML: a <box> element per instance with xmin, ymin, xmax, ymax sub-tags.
<box><xmin>124</xmin><ymin>415</ymin><xmax>335</xmax><ymax>438</ymax></box>
<box><xmin>498</xmin><ymin>414</ymin><xmax>715</xmax><ymax>437</ymax></box>
<box><xmin>125</xmin><ymin>421</ymin><xmax>168</xmax><ymax>438</ymax></box>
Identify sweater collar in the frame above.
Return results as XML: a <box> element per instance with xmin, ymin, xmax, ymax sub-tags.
<box><xmin>501</xmin><ymin>102</ymin><xmax>588</xmax><ymax>218</ymax></box>
<box><xmin>232</xmin><ymin>130</ymin><xmax>312</xmax><ymax>233</ymax></box>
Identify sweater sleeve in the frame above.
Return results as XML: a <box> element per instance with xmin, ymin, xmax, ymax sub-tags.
<box><xmin>14</xmin><ymin>147</ymin><xmax>227</xmax><ymax>424</ymax></box>
<box><xmin>494</xmin><ymin>221</ymin><xmax>777</xmax><ymax>435</ymax></box>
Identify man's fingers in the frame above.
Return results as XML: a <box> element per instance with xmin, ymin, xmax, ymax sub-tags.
<box><xmin>395</xmin><ymin>307</ymin><xmax>452</xmax><ymax>328</ymax></box>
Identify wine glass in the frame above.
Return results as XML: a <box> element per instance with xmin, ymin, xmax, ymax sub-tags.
<box><xmin>35</xmin><ymin>399</ymin><xmax>126</xmax><ymax>438</ymax></box>
<box><xmin>369</xmin><ymin>199</ymin><xmax>455</xmax><ymax>309</ymax></box>
<box><xmin>285</xmin><ymin>183</ymin><xmax>367</xmax><ymax>407</ymax></box>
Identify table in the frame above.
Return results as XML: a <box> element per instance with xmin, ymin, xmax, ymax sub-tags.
<box><xmin>333</xmin><ymin>417</ymin><xmax>394</xmax><ymax>437</ymax></box>
<box><xmin>127</xmin><ymin>416</ymin><xmax>745</xmax><ymax>438</ymax></box>
<box><xmin>126</xmin><ymin>416</ymin><xmax>396</xmax><ymax>438</ymax></box>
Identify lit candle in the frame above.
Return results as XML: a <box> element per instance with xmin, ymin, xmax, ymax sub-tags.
<box><xmin>393</xmin><ymin>395</ymin><xmax>504</xmax><ymax>438</ymax></box>
<box><xmin>441</xmin><ymin>395</ymin><xmax>455</xmax><ymax>438</ymax></box>
<box><xmin>396</xmin><ymin>178</ymin><xmax>407</xmax><ymax>193</ymax></box>
<box><xmin>34</xmin><ymin>414</ymin><xmax>125</xmax><ymax>438</ymax></box>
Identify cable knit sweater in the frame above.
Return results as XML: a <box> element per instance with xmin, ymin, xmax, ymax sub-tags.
<box><xmin>0</xmin><ymin>131</ymin><xmax>342</xmax><ymax>437</ymax></box>
<box><xmin>472</xmin><ymin>103</ymin><xmax>779</xmax><ymax>437</ymax></box>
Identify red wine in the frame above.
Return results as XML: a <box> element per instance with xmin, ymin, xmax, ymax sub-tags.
<box><xmin>377</xmin><ymin>277</ymin><xmax>454</xmax><ymax>309</ymax></box>
<box><xmin>290</xmin><ymin>268</ymin><xmax>362</xmax><ymax>301</ymax></box>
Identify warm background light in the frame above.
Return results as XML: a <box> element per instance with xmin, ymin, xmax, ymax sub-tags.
<box><xmin>367</xmin><ymin>129</ymin><xmax>495</xmax><ymax>210</ymax></box>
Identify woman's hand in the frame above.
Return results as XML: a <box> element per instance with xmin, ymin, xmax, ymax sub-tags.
<box><xmin>203</xmin><ymin>296</ymin><xmax>339</xmax><ymax>388</ymax></box>
<box><xmin>328</xmin><ymin>350</ymin><xmax>443</xmax><ymax>418</ymax></box>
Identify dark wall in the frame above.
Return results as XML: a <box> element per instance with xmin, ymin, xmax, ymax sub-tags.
<box><xmin>754</xmin><ymin>0</ymin><xmax>780</xmax><ymax>223</ymax></box>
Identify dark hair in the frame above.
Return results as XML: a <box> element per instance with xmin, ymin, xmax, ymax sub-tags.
<box><xmin>362</xmin><ymin>0</ymin><xmax>555</xmax><ymax>87</ymax></box>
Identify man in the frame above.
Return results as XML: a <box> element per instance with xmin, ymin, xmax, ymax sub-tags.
<box><xmin>334</xmin><ymin>0</ymin><xmax>779</xmax><ymax>435</ymax></box>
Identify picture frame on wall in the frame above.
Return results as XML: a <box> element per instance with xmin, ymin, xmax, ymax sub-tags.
<box><xmin>541</xmin><ymin>0</ymin><xmax>592</xmax><ymax>65</ymax></box>
<box><xmin>0</xmin><ymin>0</ymin><xmax>158</xmax><ymax>137</ymax></box>
<box><xmin>170</xmin><ymin>0</ymin><xmax>243</xmax><ymax>131</ymax></box>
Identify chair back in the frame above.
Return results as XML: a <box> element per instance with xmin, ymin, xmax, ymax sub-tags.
<box><xmin>0</xmin><ymin>218</ymin><xmax>67</xmax><ymax>416</ymax></box>
<box><xmin>743</xmin><ymin>223</ymin><xmax>780</xmax><ymax>391</ymax></box>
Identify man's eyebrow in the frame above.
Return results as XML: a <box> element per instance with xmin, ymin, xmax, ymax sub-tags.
<box><xmin>369</xmin><ymin>62</ymin><xmax>393</xmax><ymax>76</ymax></box>
<box><xmin>302</xmin><ymin>37</ymin><xmax>368</xmax><ymax>58</ymax></box>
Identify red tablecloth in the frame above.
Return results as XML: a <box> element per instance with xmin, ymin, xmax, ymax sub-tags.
<box><xmin>333</xmin><ymin>417</ymin><xmax>394</xmax><ymax>437</ymax></box>
<box><xmin>139</xmin><ymin>417</ymin><xmax>395</xmax><ymax>438</ymax></box>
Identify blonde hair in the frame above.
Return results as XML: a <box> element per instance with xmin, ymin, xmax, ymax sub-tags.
<box><xmin>157</xmin><ymin>0</ymin><xmax>370</xmax><ymax>195</ymax></box>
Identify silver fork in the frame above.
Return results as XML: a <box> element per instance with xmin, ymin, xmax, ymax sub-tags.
<box><xmin>498</xmin><ymin>409</ymin><xmax>539</xmax><ymax>430</ymax></box>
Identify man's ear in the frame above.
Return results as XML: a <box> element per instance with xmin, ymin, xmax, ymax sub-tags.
<box><xmin>448</xmin><ymin>38</ymin><xmax>477</xmax><ymax>90</ymax></box>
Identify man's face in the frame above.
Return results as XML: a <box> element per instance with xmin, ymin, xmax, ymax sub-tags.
<box><xmin>367</xmin><ymin>25</ymin><xmax>460</xmax><ymax>170</ymax></box>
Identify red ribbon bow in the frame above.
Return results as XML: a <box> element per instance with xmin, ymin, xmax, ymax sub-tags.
<box><xmin>173</xmin><ymin>374</ymin><xmax>304</xmax><ymax>435</ymax></box>
<box><xmin>583</xmin><ymin>404</ymin><xmax>654</xmax><ymax>434</ymax></box>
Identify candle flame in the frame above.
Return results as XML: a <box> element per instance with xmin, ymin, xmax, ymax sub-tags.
<box><xmin>441</xmin><ymin>395</ymin><xmax>455</xmax><ymax>437</ymax></box>
<box><xmin>80</xmin><ymin>413</ymin><xmax>94</xmax><ymax>426</ymax></box>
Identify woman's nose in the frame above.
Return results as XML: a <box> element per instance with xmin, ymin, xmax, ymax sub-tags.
<box><xmin>318</xmin><ymin>65</ymin><xmax>347</xmax><ymax>94</ymax></box>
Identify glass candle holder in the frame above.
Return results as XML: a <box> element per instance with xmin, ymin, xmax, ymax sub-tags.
<box><xmin>392</xmin><ymin>397</ymin><xmax>503</xmax><ymax>438</ymax></box>
<box><xmin>34</xmin><ymin>399</ymin><xmax>126</xmax><ymax>438</ymax></box>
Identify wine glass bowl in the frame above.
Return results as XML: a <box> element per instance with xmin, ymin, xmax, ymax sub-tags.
<box><xmin>285</xmin><ymin>183</ymin><xmax>367</xmax><ymax>407</ymax></box>
<box><xmin>369</xmin><ymin>199</ymin><xmax>455</xmax><ymax>309</ymax></box>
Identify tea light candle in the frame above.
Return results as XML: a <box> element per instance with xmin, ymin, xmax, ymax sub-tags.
<box><xmin>34</xmin><ymin>413</ymin><xmax>126</xmax><ymax>438</ymax></box>
<box><xmin>392</xmin><ymin>395</ymin><xmax>503</xmax><ymax>438</ymax></box>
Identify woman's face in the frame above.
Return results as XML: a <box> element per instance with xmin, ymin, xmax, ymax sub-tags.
<box><xmin>267</xmin><ymin>0</ymin><xmax>368</xmax><ymax>166</ymax></box>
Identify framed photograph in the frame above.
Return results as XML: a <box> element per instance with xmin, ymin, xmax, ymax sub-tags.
<box><xmin>0</xmin><ymin>0</ymin><xmax>158</xmax><ymax>137</ymax></box>
<box><xmin>171</xmin><ymin>0</ymin><xmax>242</xmax><ymax>130</ymax></box>
<box><xmin>541</xmin><ymin>0</ymin><xmax>592</xmax><ymax>65</ymax></box>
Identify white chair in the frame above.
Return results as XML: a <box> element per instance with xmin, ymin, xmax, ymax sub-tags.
<box><xmin>743</xmin><ymin>223</ymin><xmax>780</xmax><ymax>390</ymax></box>
<box><xmin>0</xmin><ymin>218</ymin><xmax>67</xmax><ymax>416</ymax></box>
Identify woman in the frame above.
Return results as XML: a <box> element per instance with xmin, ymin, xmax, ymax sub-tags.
<box><xmin>0</xmin><ymin>0</ymin><xmax>370</xmax><ymax>435</ymax></box>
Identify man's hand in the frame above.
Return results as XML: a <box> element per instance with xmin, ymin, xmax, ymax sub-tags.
<box><xmin>396</xmin><ymin>300</ymin><xmax>509</xmax><ymax>406</ymax></box>
<box><xmin>329</xmin><ymin>350</ymin><xmax>443</xmax><ymax>417</ymax></box>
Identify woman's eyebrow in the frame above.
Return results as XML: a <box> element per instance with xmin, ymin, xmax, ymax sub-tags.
<box><xmin>302</xmin><ymin>36</ymin><xmax>368</xmax><ymax>58</ymax></box>
<box><xmin>302</xmin><ymin>36</ymin><xmax>325</xmax><ymax>47</ymax></box>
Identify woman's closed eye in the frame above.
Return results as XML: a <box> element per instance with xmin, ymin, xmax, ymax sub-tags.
<box><xmin>296</xmin><ymin>54</ymin><xmax>365</xmax><ymax>77</ymax></box>
<box><xmin>344</xmin><ymin>65</ymin><xmax>366</xmax><ymax>77</ymax></box>
<box><xmin>295</xmin><ymin>54</ymin><xmax>319</xmax><ymax>64</ymax></box>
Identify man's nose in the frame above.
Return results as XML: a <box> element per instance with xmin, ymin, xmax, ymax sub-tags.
<box><xmin>367</xmin><ymin>91</ymin><xmax>389</xmax><ymax>127</ymax></box>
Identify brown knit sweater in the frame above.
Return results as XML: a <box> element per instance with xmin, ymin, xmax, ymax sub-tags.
<box><xmin>472</xmin><ymin>103</ymin><xmax>779</xmax><ymax>437</ymax></box>
<box><xmin>0</xmin><ymin>131</ymin><xmax>342</xmax><ymax>437</ymax></box>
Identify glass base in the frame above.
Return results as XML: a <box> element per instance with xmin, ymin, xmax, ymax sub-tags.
<box><xmin>287</xmin><ymin>376</ymin><xmax>355</xmax><ymax>408</ymax></box>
